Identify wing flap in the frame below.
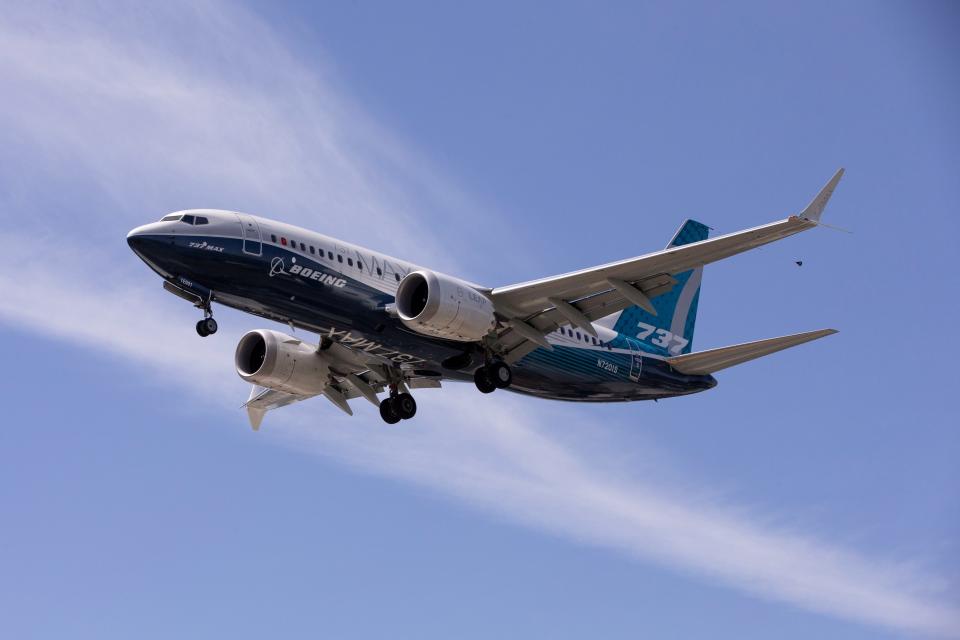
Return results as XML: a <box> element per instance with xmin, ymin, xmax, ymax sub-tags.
<box><xmin>665</xmin><ymin>329</ymin><xmax>837</xmax><ymax>375</ymax></box>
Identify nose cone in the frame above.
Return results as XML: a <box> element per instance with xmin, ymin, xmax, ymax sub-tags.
<box><xmin>126</xmin><ymin>224</ymin><xmax>152</xmax><ymax>250</ymax></box>
<box><xmin>126</xmin><ymin>222</ymin><xmax>173</xmax><ymax>278</ymax></box>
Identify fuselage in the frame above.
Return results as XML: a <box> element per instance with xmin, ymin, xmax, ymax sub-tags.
<box><xmin>127</xmin><ymin>209</ymin><xmax>716</xmax><ymax>401</ymax></box>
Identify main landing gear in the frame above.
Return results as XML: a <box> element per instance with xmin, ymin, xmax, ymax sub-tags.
<box><xmin>474</xmin><ymin>360</ymin><xmax>512</xmax><ymax>394</ymax></box>
<box><xmin>379</xmin><ymin>390</ymin><xmax>417</xmax><ymax>424</ymax></box>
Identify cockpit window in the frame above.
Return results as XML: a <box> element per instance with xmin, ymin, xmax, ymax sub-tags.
<box><xmin>161</xmin><ymin>214</ymin><xmax>182</xmax><ymax>222</ymax></box>
<box><xmin>194</xmin><ymin>216</ymin><xmax>209</xmax><ymax>225</ymax></box>
<box><xmin>181</xmin><ymin>214</ymin><xmax>195</xmax><ymax>225</ymax></box>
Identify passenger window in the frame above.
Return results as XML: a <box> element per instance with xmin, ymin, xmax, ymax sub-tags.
<box><xmin>271</xmin><ymin>234</ymin><xmax>277</xmax><ymax>243</ymax></box>
<box><xmin>181</xmin><ymin>214</ymin><xmax>195</xmax><ymax>225</ymax></box>
<box><xmin>337</xmin><ymin>255</ymin><xmax>343</xmax><ymax>263</ymax></box>
<box><xmin>347</xmin><ymin>258</ymin><xmax>353</xmax><ymax>266</ymax></box>
<box><xmin>357</xmin><ymin>262</ymin><xmax>363</xmax><ymax>270</ymax></box>
<box><xmin>281</xmin><ymin>237</ymin><xmax>287</xmax><ymax>246</ymax></box>
<box><xmin>310</xmin><ymin>246</ymin><xmax>315</xmax><ymax>254</ymax></box>
<box><xmin>394</xmin><ymin>273</ymin><xmax>400</xmax><ymax>281</ymax></box>
<box><xmin>328</xmin><ymin>251</ymin><xmax>333</xmax><ymax>259</ymax></box>
<box><xmin>376</xmin><ymin>267</ymin><xmax>382</xmax><ymax>276</ymax></box>
<box><xmin>300</xmin><ymin>242</ymin><xmax>306</xmax><ymax>251</ymax></box>
<box><xmin>576</xmin><ymin>332</ymin><xmax>581</xmax><ymax>340</ymax></box>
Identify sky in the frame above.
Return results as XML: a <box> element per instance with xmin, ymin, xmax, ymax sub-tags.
<box><xmin>0</xmin><ymin>1</ymin><xmax>958</xmax><ymax>638</ymax></box>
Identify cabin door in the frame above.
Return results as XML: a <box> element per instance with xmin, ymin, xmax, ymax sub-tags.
<box><xmin>627</xmin><ymin>338</ymin><xmax>644</xmax><ymax>382</ymax></box>
<box><xmin>236</xmin><ymin>214</ymin><xmax>262</xmax><ymax>256</ymax></box>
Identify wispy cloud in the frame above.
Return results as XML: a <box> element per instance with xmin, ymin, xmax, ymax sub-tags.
<box><xmin>0</xmin><ymin>1</ymin><xmax>503</xmax><ymax>276</ymax></box>
<box><xmin>0</xmin><ymin>2</ymin><xmax>957</xmax><ymax>638</ymax></box>
<box><xmin>0</xmin><ymin>249</ymin><xmax>958</xmax><ymax>638</ymax></box>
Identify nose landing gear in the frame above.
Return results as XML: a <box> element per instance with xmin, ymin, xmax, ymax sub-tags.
<box><xmin>196</xmin><ymin>317</ymin><xmax>218</xmax><ymax>337</ymax></box>
<box><xmin>474</xmin><ymin>360</ymin><xmax>512</xmax><ymax>394</ymax></box>
<box><xmin>163</xmin><ymin>277</ymin><xmax>218</xmax><ymax>337</ymax></box>
<box><xmin>195</xmin><ymin>301</ymin><xmax>217</xmax><ymax>337</ymax></box>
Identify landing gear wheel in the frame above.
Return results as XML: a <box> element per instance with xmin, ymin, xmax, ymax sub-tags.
<box><xmin>488</xmin><ymin>361</ymin><xmax>512</xmax><ymax>389</ymax></box>
<box><xmin>196</xmin><ymin>317</ymin><xmax>217</xmax><ymax>337</ymax></box>
<box><xmin>379</xmin><ymin>397</ymin><xmax>401</xmax><ymax>424</ymax></box>
<box><xmin>396</xmin><ymin>393</ymin><xmax>417</xmax><ymax>420</ymax></box>
<box><xmin>474</xmin><ymin>367</ymin><xmax>496</xmax><ymax>394</ymax></box>
<box><xmin>202</xmin><ymin>317</ymin><xmax>218</xmax><ymax>335</ymax></box>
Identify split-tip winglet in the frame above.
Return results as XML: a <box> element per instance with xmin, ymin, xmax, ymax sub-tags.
<box><xmin>799</xmin><ymin>168</ymin><xmax>845</xmax><ymax>223</ymax></box>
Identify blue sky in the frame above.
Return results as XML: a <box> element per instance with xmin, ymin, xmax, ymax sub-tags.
<box><xmin>0</xmin><ymin>1</ymin><xmax>958</xmax><ymax>638</ymax></box>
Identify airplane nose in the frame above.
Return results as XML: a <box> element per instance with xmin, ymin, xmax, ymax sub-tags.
<box><xmin>127</xmin><ymin>225</ymin><xmax>145</xmax><ymax>250</ymax></box>
<box><xmin>126</xmin><ymin>223</ymin><xmax>158</xmax><ymax>250</ymax></box>
<box><xmin>126</xmin><ymin>223</ymin><xmax>167</xmax><ymax>259</ymax></box>
<box><xmin>127</xmin><ymin>222</ymin><xmax>175</xmax><ymax>277</ymax></box>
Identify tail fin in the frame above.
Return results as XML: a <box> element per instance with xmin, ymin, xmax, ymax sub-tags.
<box><xmin>607</xmin><ymin>219</ymin><xmax>709</xmax><ymax>354</ymax></box>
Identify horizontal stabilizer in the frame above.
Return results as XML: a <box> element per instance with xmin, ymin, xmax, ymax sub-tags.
<box><xmin>666</xmin><ymin>328</ymin><xmax>837</xmax><ymax>375</ymax></box>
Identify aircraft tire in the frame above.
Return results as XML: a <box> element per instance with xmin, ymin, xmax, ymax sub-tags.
<box><xmin>396</xmin><ymin>393</ymin><xmax>417</xmax><ymax>420</ymax></box>
<box><xmin>379</xmin><ymin>397</ymin><xmax>401</xmax><ymax>424</ymax></box>
<box><xmin>203</xmin><ymin>317</ymin><xmax>218</xmax><ymax>335</ymax></box>
<box><xmin>474</xmin><ymin>367</ymin><xmax>496</xmax><ymax>394</ymax></box>
<box><xmin>489</xmin><ymin>361</ymin><xmax>512</xmax><ymax>389</ymax></box>
<box><xmin>196</xmin><ymin>320</ymin><xmax>209</xmax><ymax>337</ymax></box>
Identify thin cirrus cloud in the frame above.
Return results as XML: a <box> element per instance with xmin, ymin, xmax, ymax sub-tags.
<box><xmin>0</xmin><ymin>249</ymin><xmax>958</xmax><ymax>639</ymax></box>
<box><xmin>0</xmin><ymin>1</ymin><xmax>500</xmax><ymax>276</ymax></box>
<box><xmin>0</xmin><ymin>2</ymin><xmax>957</xmax><ymax>638</ymax></box>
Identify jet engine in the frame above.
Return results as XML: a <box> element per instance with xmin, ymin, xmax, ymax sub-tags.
<box><xmin>235</xmin><ymin>329</ymin><xmax>331</xmax><ymax>395</ymax></box>
<box><xmin>395</xmin><ymin>270</ymin><xmax>496</xmax><ymax>342</ymax></box>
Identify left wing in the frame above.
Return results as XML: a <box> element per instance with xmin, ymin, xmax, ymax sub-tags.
<box><xmin>242</xmin><ymin>336</ymin><xmax>441</xmax><ymax>430</ymax></box>
<box><xmin>488</xmin><ymin>169</ymin><xmax>844</xmax><ymax>361</ymax></box>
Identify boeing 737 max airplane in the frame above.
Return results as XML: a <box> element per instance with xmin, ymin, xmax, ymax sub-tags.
<box><xmin>127</xmin><ymin>169</ymin><xmax>844</xmax><ymax>427</ymax></box>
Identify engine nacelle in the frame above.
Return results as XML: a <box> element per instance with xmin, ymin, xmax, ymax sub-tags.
<box><xmin>395</xmin><ymin>270</ymin><xmax>496</xmax><ymax>342</ymax></box>
<box><xmin>235</xmin><ymin>329</ymin><xmax>330</xmax><ymax>395</ymax></box>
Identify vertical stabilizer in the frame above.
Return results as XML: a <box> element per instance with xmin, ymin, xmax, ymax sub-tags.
<box><xmin>607</xmin><ymin>219</ymin><xmax>709</xmax><ymax>354</ymax></box>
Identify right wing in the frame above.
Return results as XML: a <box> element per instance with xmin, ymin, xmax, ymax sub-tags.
<box><xmin>488</xmin><ymin>169</ymin><xmax>845</xmax><ymax>361</ymax></box>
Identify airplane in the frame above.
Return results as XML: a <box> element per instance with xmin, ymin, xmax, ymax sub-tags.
<box><xmin>127</xmin><ymin>169</ymin><xmax>844</xmax><ymax>428</ymax></box>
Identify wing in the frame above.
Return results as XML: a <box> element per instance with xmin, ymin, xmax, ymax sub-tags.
<box><xmin>489</xmin><ymin>169</ymin><xmax>844</xmax><ymax>362</ymax></box>
<box><xmin>242</xmin><ymin>336</ymin><xmax>442</xmax><ymax>430</ymax></box>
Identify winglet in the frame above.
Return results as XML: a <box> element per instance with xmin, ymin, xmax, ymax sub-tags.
<box><xmin>244</xmin><ymin>385</ymin><xmax>268</xmax><ymax>430</ymax></box>
<box><xmin>247</xmin><ymin>407</ymin><xmax>265</xmax><ymax>431</ymax></box>
<box><xmin>799</xmin><ymin>168</ymin><xmax>845</xmax><ymax>222</ymax></box>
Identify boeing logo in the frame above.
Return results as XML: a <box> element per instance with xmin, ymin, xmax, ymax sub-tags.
<box><xmin>269</xmin><ymin>257</ymin><xmax>346</xmax><ymax>288</ymax></box>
